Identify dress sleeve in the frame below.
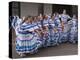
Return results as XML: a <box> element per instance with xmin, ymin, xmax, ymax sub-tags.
<box><xmin>12</xmin><ymin>16</ymin><xmax>22</xmax><ymax>29</ymax></box>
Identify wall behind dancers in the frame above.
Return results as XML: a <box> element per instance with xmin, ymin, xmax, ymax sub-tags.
<box><xmin>20</xmin><ymin>3</ymin><xmax>77</xmax><ymax>18</ymax></box>
<box><xmin>10</xmin><ymin>2</ymin><xmax>78</xmax><ymax>20</ymax></box>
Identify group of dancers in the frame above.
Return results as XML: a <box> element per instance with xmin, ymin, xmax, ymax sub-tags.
<box><xmin>9</xmin><ymin>9</ymin><xmax>78</xmax><ymax>56</ymax></box>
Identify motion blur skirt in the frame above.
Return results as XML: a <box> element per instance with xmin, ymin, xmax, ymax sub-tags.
<box><xmin>16</xmin><ymin>31</ymin><xmax>41</xmax><ymax>54</ymax></box>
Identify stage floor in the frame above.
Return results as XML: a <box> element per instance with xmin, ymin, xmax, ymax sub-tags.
<box><xmin>12</xmin><ymin>41</ymin><xmax>78</xmax><ymax>58</ymax></box>
<box><xmin>11</xmin><ymin>30</ymin><xmax>78</xmax><ymax>58</ymax></box>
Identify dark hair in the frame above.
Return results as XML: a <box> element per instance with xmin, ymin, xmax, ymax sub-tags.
<box><xmin>51</xmin><ymin>15</ymin><xmax>54</xmax><ymax>18</ymax></box>
<box><xmin>43</xmin><ymin>15</ymin><xmax>46</xmax><ymax>19</ymax></box>
<box><xmin>21</xmin><ymin>16</ymin><xmax>32</xmax><ymax>24</ymax></box>
<box><xmin>33</xmin><ymin>16</ymin><xmax>37</xmax><ymax>20</ymax></box>
<box><xmin>22</xmin><ymin>17</ymin><xmax>28</xmax><ymax>24</ymax></box>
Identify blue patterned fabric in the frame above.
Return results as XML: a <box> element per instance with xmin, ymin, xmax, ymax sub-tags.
<box><xmin>41</xmin><ymin>19</ymin><xmax>50</xmax><ymax>47</ymax></box>
<box><xmin>10</xmin><ymin>15</ymin><xmax>78</xmax><ymax>54</ymax></box>
<box><xmin>48</xmin><ymin>19</ymin><xmax>59</xmax><ymax>46</ymax></box>
<box><xmin>16</xmin><ymin>22</ymin><xmax>42</xmax><ymax>53</ymax></box>
<box><xmin>53</xmin><ymin>17</ymin><xmax>62</xmax><ymax>43</ymax></box>
<box><xmin>60</xmin><ymin>14</ymin><xmax>70</xmax><ymax>24</ymax></box>
<box><xmin>60</xmin><ymin>14</ymin><xmax>71</xmax><ymax>42</ymax></box>
<box><xmin>69</xmin><ymin>19</ymin><xmax>78</xmax><ymax>43</ymax></box>
<box><xmin>12</xmin><ymin>16</ymin><xmax>22</xmax><ymax>29</ymax></box>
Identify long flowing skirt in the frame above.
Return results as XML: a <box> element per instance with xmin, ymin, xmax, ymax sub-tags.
<box><xmin>49</xmin><ymin>28</ymin><xmax>59</xmax><ymax>46</ymax></box>
<box><xmin>60</xmin><ymin>24</ymin><xmax>68</xmax><ymax>42</ymax></box>
<box><xmin>69</xmin><ymin>27</ymin><xmax>78</xmax><ymax>43</ymax></box>
<box><xmin>42</xmin><ymin>31</ymin><xmax>51</xmax><ymax>47</ymax></box>
<box><xmin>16</xmin><ymin>31</ymin><xmax>41</xmax><ymax>54</ymax></box>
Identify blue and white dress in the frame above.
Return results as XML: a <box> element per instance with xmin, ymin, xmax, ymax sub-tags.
<box><xmin>12</xmin><ymin>16</ymin><xmax>22</xmax><ymax>29</ymax></box>
<box><xmin>69</xmin><ymin>18</ymin><xmax>78</xmax><ymax>43</ymax></box>
<box><xmin>60</xmin><ymin>14</ymin><xmax>71</xmax><ymax>42</ymax></box>
<box><xmin>16</xmin><ymin>22</ymin><xmax>41</xmax><ymax>54</ymax></box>
<box><xmin>53</xmin><ymin>17</ymin><xmax>62</xmax><ymax>43</ymax></box>
<box><xmin>34</xmin><ymin>20</ymin><xmax>44</xmax><ymax>47</ymax></box>
<box><xmin>48</xmin><ymin>19</ymin><xmax>59</xmax><ymax>46</ymax></box>
<box><xmin>42</xmin><ymin>19</ymin><xmax>50</xmax><ymax>47</ymax></box>
<box><xmin>32</xmin><ymin>21</ymin><xmax>43</xmax><ymax>48</ymax></box>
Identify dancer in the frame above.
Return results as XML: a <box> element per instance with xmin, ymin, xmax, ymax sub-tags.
<box><xmin>69</xmin><ymin>15</ymin><xmax>78</xmax><ymax>43</ymax></box>
<box><xmin>60</xmin><ymin>9</ymin><xmax>71</xmax><ymax>42</ymax></box>
<box><xmin>16</xmin><ymin>16</ymin><xmax>40</xmax><ymax>56</ymax></box>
